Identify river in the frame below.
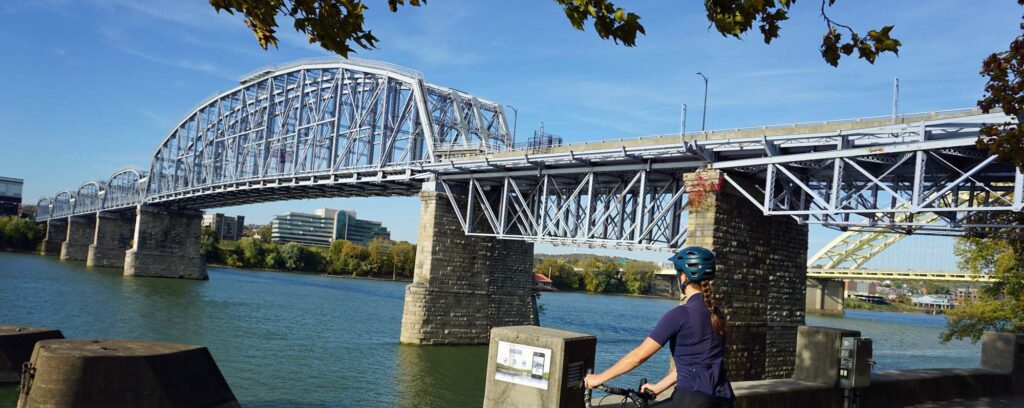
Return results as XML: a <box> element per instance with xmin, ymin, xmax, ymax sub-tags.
<box><xmin>0</xmin><ymin>252</ymin><xmax>981</xmax><ymax>407</ymax></box>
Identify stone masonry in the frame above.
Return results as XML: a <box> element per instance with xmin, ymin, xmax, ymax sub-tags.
<box><xmin>60</xmin><ymin>215</ymin><xmax>96</xmax><ymax>261</ymax></box>
<box><xmin>40</xmin><ymin>218</ymin><xmax>67</xmax><ymax>256</ymax></box>
<box><xmin>87</xmin><ymin>211</ymin><xmax>136</xmax><ymax>268</ymax></box>
<box><xmin>684</xmin><ymin>169</ymin><xmax>808</xmax><ymax>381</ymax></box>
<box><xmin>400</xmin><ymin>189</ymin><xmax>537</xmax><ymax>345</ymax></box>
<box><xmin>124</xmin><ymin>205</ymin><xmax>207</xmax><ymax>280</ymax></box>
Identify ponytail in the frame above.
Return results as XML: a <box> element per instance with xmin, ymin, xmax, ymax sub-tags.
<box><xmin>700</xmin><ymin>280</ymin><xmax>726</xmax><ymax>338</ymax></box>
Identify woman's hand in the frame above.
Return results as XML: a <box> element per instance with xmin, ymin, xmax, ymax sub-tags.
<box><xmin>640</xmin><ymin>383</ymin><xmax>663</xmax><ymax>396</ymax></box>
<box><xmin>583</xmin><ymin>372</ymin><xmax>605</xmax><ymax>389</ymax></box>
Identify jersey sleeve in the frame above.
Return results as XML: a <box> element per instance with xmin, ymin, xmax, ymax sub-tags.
<box><xmin>648</xmin><ymin>307</ymin><xmax>684</xmax><ymax>346</ymax></box>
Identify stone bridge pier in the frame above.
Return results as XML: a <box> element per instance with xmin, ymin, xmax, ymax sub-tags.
<box><xmin>806</xmin><ymin>278</ymin><xmax>844</xmax><ymax>315</ymax></box>
<box><xmin>59</xmin><ymin>215</ymin><xmax>96</xmax><ymax>261</ymax></box>
<box><xmin>124</xmin><ymin>205</ymin><xmax>206</xmax><ymax>280</ymax></box>
<box><xmin>40</xmin><ymin>218</ymin><xmax>68</xmax><ymax>256</ymax></box>
<box><xmin>400</xmin><ymin>186</ymin><xmax>538</xmax><ymax>345</ymax></box>
<box><xmin>87</xmin><ymin>211</ymin><xmax>136</xmax><ymax>268</ymax></box>
<box><xmin>684</xmin><ymin>170</ymin><xmax>808</xmax><ymax>381</ymax></box>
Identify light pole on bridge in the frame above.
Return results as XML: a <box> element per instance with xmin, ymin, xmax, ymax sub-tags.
<box><xmin>696</xmin><ymin>72</ymin><xmax>709</xmax><ymax>133</ymax></box>
<box><xmin>505</xmin><ymin>104</ymin><xmax>518</xmax><ymax>145</ymax></box>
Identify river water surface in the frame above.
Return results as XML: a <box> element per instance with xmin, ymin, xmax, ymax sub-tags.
<box><xmin>0</xmin><ymin>252</ymin><xmax>981</xmax><ymax>407</ymax></box>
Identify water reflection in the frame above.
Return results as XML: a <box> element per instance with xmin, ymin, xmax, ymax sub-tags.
<box><xmin>395</xmin><ymin>344</ymin><xmax>488</xmax><ymax>407</ymax></box>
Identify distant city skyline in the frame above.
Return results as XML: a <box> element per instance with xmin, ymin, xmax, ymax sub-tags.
<box><xmin>2</xmin><ymin>1</ymin><xmax>1017</xmax><ymax>265</ymax></box>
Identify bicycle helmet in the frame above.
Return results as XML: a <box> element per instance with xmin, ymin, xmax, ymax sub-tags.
<box><xmin>669</xmin><ymin>246</ymin><xmax>716</xmax><ymax>283</ymax></box>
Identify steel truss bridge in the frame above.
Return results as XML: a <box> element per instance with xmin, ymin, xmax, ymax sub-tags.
<box><xmin>34</xmin><ymin>58</ymin><xmax>1023</xmax><ymax>275</ymax></box>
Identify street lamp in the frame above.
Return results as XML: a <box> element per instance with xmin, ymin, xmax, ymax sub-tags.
<box><xmin>505</xmin><ymin>104</ymin><xmax>519</xmax><ymax>145</ymax></box>
<box><xmin>696</xmin><ymin>72</ymin><xmax>708</xmax><ymax>132</ymax></box>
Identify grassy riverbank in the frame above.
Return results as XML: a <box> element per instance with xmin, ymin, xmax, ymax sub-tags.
<box><xmin>844</xmin><ymin>298</ymin><xmax>924</xmax><ymax>313</ymax></box>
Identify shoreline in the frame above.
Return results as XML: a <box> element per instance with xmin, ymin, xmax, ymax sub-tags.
<box><xmin>206</xmin><ymin>262</ymin><xmax>414</xmax><ymax>282</ymax></box>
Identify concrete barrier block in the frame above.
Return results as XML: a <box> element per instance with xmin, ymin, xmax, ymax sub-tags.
<box><xmin>0</xmin><ymin>327</ymin><xmax>64</xmax><ymax>384</ymax></box>
<box><xmin>484</xmin><ymin>326</ymin><xmax>595</xmax><ymax>408</ymax></box>
<box><xmin>17</xmin><ymin>339</ymin><xmax>238</xmax><ymax>408</ymax></box>
<box><xmin>792</xmin><ymin>326</ymin><xmax>860</xmax><ymax>386</ymax></box>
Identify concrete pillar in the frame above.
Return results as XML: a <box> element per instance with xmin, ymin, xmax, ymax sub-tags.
<box><xmin>39</xmin><ymin>218</ymin><xmax>67</xmax><ymax>256</ymax></box>
<box><xmin>684</xmin><ymin>170</ymin><xmax>808</xmax><ymax>381</ymax></box>
<box><xmin>400</xmin><ymin>189</ymin><xmax>537</xmax><ymax>345</ymax></box>
<box><xmin>806</xmin><ymin>278</ymin><xmax>844</xmax><ymax>315</ymax></box>
<box><xmin>87</xmin><ymin>211</ymin><xmax>136</xmax><ymax>268</ymax></box>
<box><xmin>124</xmin><ymin>205</ymin><xmax>207</xmax><ymax>280</ymax></box>
<box><xmin>59</xmin><ymin>215</ymin><xmax>96</xmax><ymax>261</ymax></box>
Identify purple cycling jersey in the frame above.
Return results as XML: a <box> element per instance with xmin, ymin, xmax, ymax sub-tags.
<box><xmin>648</xmin><ymin>293</ymin><xmax>735</xmax><ymax>400</ymax></box>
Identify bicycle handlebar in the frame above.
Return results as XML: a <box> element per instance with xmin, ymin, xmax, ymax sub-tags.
<box><xmin>584</xmin><ymin>376</ymin><xmax>656</xmax><ymax>408</ymax></box>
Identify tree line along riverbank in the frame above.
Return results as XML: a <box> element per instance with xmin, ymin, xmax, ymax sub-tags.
<box><xmin>201</xmin><ymin>228</ymin><xmax>417</xmax><ymax>278</ymax></box>
<box><xmin>0</xmin><ymin>216</ymin><xmax>43</xmax><ymax>252</ymax></box>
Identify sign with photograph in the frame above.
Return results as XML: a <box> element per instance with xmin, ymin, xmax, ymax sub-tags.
<box><xmin>494</xmin><ymin>341</ymin><xmax>551</xmax><ymax>390</ymax></box>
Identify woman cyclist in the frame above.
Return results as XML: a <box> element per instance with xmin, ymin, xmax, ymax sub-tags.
<box><xmin>584</xmin><ymin>246</ymin><xmax>734</xmax><ymax>408</ymax></box>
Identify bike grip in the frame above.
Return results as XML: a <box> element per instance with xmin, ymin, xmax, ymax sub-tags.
<box><xmin>603</xmin><ymin>386</ymin><xmax>628</xmax><ymax>395</ymax></box>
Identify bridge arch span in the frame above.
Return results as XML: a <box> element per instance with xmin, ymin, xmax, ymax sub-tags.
<box><xmin>144</xmin><ymin>58</ymin><xmax>511</xmax><ymax>207</ymax></box>
<box><xmin>73</xmin><ymin>181</ymin><xmax>105</xmax><ymax>215</ymax></box>
<box><xmin>36</xmin><ymin>197</ymin><xmax>51</xmax><ymax>220</ymax></box>
<box><xmin>51</xmin><ymin>191</ymin><xmax>75</xmax><ymax>219</ymax></box>
<box><xmin>103</xmin><ymin>168</ymin><xmax>146</xmax><ymax>211</ymax></box>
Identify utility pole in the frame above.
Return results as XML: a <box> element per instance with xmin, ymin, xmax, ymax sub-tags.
<box><xmin>696</xmin><ymin>72</ymin><xmax>709</xmax><ymax>132</ymax></box>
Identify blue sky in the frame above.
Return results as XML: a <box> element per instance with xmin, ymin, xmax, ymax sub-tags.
<box><xmin>0</xmin><ymin>1</ymin><xmax>1019</xmax><ymax>266</ymax></box>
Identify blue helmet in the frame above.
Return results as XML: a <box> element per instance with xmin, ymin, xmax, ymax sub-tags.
<box><xmin>669</xmin><ymin>246</ymin><xmax>716</xmax><ymax>283</ymax></box>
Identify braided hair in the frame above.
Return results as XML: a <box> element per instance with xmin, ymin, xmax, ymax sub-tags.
<box><xmin>700</xmin><ymin>280</ymin><xmax>726</xmax><ymax>337</ymax></box>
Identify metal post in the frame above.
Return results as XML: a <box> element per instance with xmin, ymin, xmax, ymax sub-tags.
<box><xmin>680</xmin><ymin>103</ymin><xmax>687</xmax><ymax>136</ymax></box>
<box><xmin>891</xmin><ymin>77</ymin><xmax>900</xmax><ymax>125</ymax></box>
<box><xmin>696</xmin><ymin>72</ymin><xmax>709</xmax><ymax>132</ymax></box>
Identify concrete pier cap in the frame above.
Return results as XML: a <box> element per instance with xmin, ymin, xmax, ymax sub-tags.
<box><xmin>0</xmin><ymin>326</ymin><xmax>64</xmax><ymax>385</ymax></box>
<box><xmin>17</xmin><ymin>339</ymin><xmax>239</xmax><ymax>408</ymax></box>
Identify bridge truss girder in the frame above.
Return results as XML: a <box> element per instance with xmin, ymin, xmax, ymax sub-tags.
<box><xmin>437</xmin><ymin>166</ymin><xmax>691</xmax><ymax>252</ymax></box>
<box><xmin>713</xmin><ymin>116</ymin><xmax>1023</xmax><ymax>234</ymax></box>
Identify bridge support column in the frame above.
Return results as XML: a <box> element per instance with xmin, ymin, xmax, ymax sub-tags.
<box><xmin>400</xmin><ymin>189</ymin><xmax>537</xmax><ymax>345</ymax></box>
<box><xmin>40</xmin><ymin>218</ymin><xmax>68</xmax><ymax>256</ymax></box>
<box><xmin>806</xmin><ymin>278</ymin><xmax>844</xmax><ymax>315</ymax></box>
<box><xmin>59</xmin><ymin>215</ymin><xmax>96</xmax><ymax>261</ymax></box>
<box><xmin>124</xmin><ymin>206</ymin><xmax>207</xmax><ymax>280</ymax></box>
<box><xmin>87</xmin><ymin>211</ymin><xmax>135</xmax><ymax>268</ymax></box>
<box><xmin>684</xmin><ymin>170</ymin><xmax>808</xmax><ymax>381</ymax></box>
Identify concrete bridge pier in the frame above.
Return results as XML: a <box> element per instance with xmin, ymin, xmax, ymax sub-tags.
<box><xmin>59</xmin><ymin>215</ymin><xmax>96</xmax><ymax>261</ymax></box>
<box><xmin>805</xmin><ymin>278</ymin><xmax>844</xmax><ymax>315</ymax></box>
<box><xmin>684</xmin><ymin>170</ymin><xmax>809</xmax><ymax>381</ymax></box>
<box><xmin>87</xmin><ymin>211</ymin><xmax>136</xmax><ymax>268</ymax></box>
<box><xmin>124</xmin><ymin>205</ymin><xmax>207</xmax><ymax>280</ymax></box>
<box><xmin>39</xmin><ymin>218</ymin><xmax>68</xmax><ymax>256</ymax></box>
<box><xmin>400</xmin><ymin>187</ymin><xmax>538</xmax><ymax>345</ymax></box>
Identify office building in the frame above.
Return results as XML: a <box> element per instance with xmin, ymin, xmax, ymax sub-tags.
<box><xmin>0</xmin><ymin>177</ymin><xmax>23</xmax><ymax>217</ymax></box>
<box><xmin>202</xmin><ymin>213</ymin><xmax>245</xmax><ymax>241</ymax></box>
<box><xmin>271</xmin><ymin>208</ymin><xmax>390</xmax><ymax>247</ymax></box>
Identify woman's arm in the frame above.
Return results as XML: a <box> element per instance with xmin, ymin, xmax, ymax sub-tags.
<box><xmin>642</xmin><ymin>370</ymin><xmax>676</xmax><ymax>396</ymax></box>
<box><xmin>583</xmin><ymin>337</ymin><xmax>662</xmax><ymax>388</ymax></box>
